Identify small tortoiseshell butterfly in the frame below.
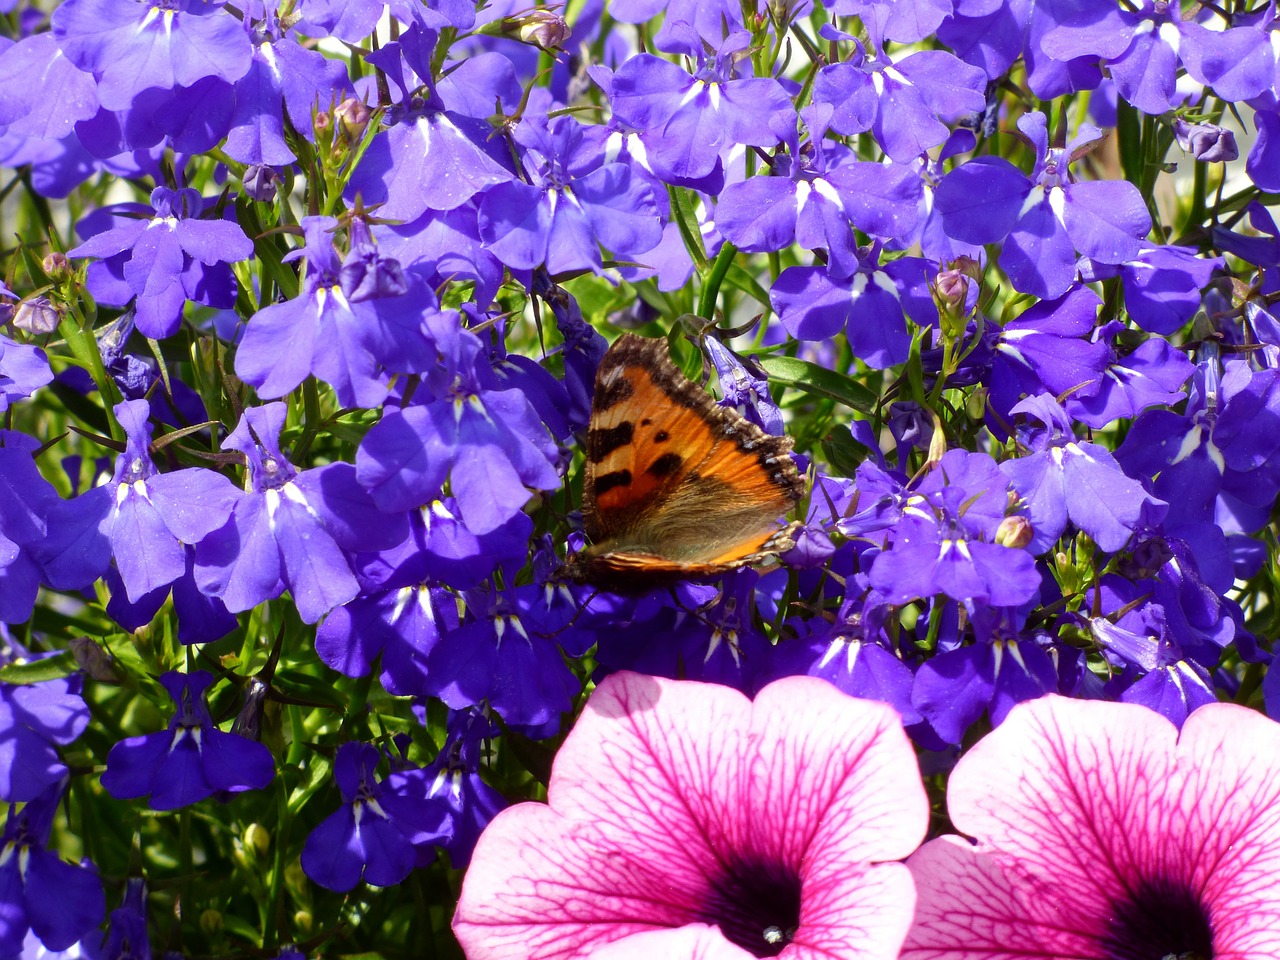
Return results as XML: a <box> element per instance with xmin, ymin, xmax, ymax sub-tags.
<box><xmin>564</xmin><ymin>333</ymin><xmax>804</xmax><ymax>589</ymax></box>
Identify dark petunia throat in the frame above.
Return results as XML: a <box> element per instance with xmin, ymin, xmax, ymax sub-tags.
<box><xmin>1099</xmin><ymin>877</ymin><xmax>1214</xmax><ymax>960</ymax></box>
<box><xmin>699</xmin><ymin>861</ymin><xmax>802</xmax><ymax>958</ymax></box>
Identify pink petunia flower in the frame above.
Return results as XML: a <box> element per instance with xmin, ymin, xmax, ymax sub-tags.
<box><xmin>452</xmin><ymin>670</ymin><xmax>928</xmax><ymax>959</ymax></box>
<box><xmin>903</xmin><ymin>694</ymin><xmax>1280</xmax><ymax>959</ymax></box>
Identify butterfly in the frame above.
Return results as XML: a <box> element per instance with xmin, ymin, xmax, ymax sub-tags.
<box><xmin>563</xmin><ymin>332</ymin><xmax>804</xmax><ymax>590</ymax></box>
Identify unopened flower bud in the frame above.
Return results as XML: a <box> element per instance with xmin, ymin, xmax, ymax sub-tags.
<box><xmin>13</xmin><ymin>296</ymin><xmax>60</xmax><ymax>334</ymax></box>
<box><xmin>934</xmin><ymin>266</ymin><xmax>970</xmax><ymax>311</ymax></box>
<box><xmin>70</xmin><ymin>635</ymin><xmax>121</xmax><ymax>683</ymax></box>
<box><xmin>334</xmin><ymin>97</ymin><xmax>371</xmax><ymax>141</ymax></box>
<box><xmin>995</xmin><ymin>515</ymin><xmax>1033</xmax><ymax>549</ymax></box>
<box><xmin>200</xmin><ymin>909</ymin><xmax>223</xmax><ymax>936</ymax></box>
<box><xmin>243</xmin><ymin>164</ymin><xmax>279</xmax><ymax>203</ymax></box>
<box><xmin>513</xmin><ymin>10</ymin><xmax>571</xmax><ymax>50</ymax></box>
<box><xmin>244</xmin><ymin>822</ymin><xmax>270</xmax><ymax>858</ymax></box>
<box><xmin>1173</xmin><ymin>118</ymin><xmax>1238</xmax><ymax>163</ymax></box>
<box><xmin>42</xmin><ymin>251</ymin><xmax>70</xmax><ymax>279</ymax></box>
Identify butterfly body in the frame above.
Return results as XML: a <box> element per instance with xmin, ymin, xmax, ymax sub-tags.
<box><xmin>565</xmin><ymin>333</ymin><xmax>803</xmax><ymax>590</ymax></box>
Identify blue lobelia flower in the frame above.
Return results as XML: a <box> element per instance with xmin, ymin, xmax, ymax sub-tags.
<box><xmin>425</xmin><ymin>582</ymin><xmax>581</xmax><ymax>731</ymax></box>
<box><xmin>50</xmin><ymin>0</ymin><xmax>251</xmax><ymax>108</ymax></box>
<box><xmin>345</xmin><ymin>24</ymin><xmax>512</xmax><ymax>223</ymax></box>
<box><xmin>0</xmin><ymin>33</ymin><xmax>99</xmax><ymax>142</ymax></box>
<box><xmin>300</xmin><ymin>742</ymin><xmax>440</xmax><ymax>892</ymax></box>
<box><xmin>193</xmin><ymin>402</ymin><xmax>407</xmax><ymax>624</ymax></box>
<box><xmin>610</xmin><ymin>26</ymin><xmax>796</xmax><ymax>182</ymax></box>
<box><xmin>715</xmin><ymin>120</ymin><xmax>922</xmax><ymax>275</ymax></box>
<box><xmin>811</xmin><ymin>20</ymin><xmax>987</xmax><ymax>164</ymax></box>
<box><xmin>1002</xmin><ymin>393</ymin><xmax>1168</xmax><ymax>555</ymax></box>
<box><xmin>222</xmin><ymin>11</ymin><xmax>353</xmax><ymax>166</ymax></box>
<box><xmin>476</xmin><ymin>105</ymin><xmax>664</xmax><ymax>276</ymax></box>
<box><xmin>67</xmin><ymin>186</ymin><xmax>254</xmax><ymax>339</ymax></box>
<box><xmin>92</xmin><ymin>876</ymin><xmax>150</xmax><ymax>960</ymax></box>
<box><xmin>0</xmin><ymin>438</ymin><xmax>61</xmax><ymax>625</ymax></box>
<box><xmin>868</xmin><ymin>449</ymin><xmax>1042</xmax><ymax>610</ymax></box>
<box><xmin>234</xmin><ymin>216</ymin><xmax>442</xmax><ymax>409</ymax></box>
<box><xmin>100</xmin><ymin>671</ymin><xmax>274</xmax><ymax>810</ymax></box>
<box><xmin>0</xmin><ymin>332</ymin><xmax>53</xmax><ymax>415</ymax></box>
<box><xmin>403</xmin><ymin>707</ymin><xmax>506</xmax><ymax>870</ymax></box>
<box><xmin>36</xmin><ymin>398</ymin><xmax>242</xmax><ymax>610</ymax></box>
<box><xmin>354</xmin><ymin>318</ymin><xmax>561</xmax><ymax>533</ymax></box>
<box><xmin>0</xmin><ymin>673</ymin><xmax>89</xmax><ymax>804</ymax></box>
<box><xmin>0</xmin><ymin>781</ymin><xmax>105</xmax><ymax>956</ymax></box>
<box><xmin>771</xmin><ymin>241</ymin><xmax>939</xmax><ymax>369</ymax></box>
<box><xmin>934</xmin><ymin>111</ymin><xmax>1151</xmax><ymax>300</ymax></box>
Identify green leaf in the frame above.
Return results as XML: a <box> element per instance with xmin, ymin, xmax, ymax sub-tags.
<box><xmin>820</xmin><ymin>423</ymin><xmax>865</xmax><ymax>477</ymax></box>
<box><xmin>0</xmin><ymin>651</ymin><xmax>76</xmax><ymax>684</ymax></box>
<box><xmin>757</xmin><ymin>355</ymin><xmax>878</xmax><ymax>413</ymax></box>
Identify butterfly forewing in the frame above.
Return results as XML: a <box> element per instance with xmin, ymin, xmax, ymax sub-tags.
<box><xmin>584</xmin><ymin>335</ymin><xmax>721</xmax><ymax>542</ymax></box>
<box><xmin>574</xmin><ymin>333</ymin><xmax>804</xmax><ymax>586</ymax></box>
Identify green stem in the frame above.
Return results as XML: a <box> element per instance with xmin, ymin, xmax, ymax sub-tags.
<box><xmin>697</xmin><ymin>242</ymin><xmax>738</xmax><ymax>320</ymax></box>
<box><xmin>667</xmin><ymin>185</ymin><xmax>708</xmax><ymax>271</ymax></box>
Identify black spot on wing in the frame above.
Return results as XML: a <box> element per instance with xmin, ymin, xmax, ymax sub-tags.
<box><xmin>588</xmin><ymin>422</ymin><xmax>634</xmax><ymax>463</ymax></box>
<box><xmin>594</xmin><ymin>470</ymin><xmax>632</xmax><ymax>498</ymax></box>
<box><xmin>646</xmin><ymin>452</ymin><xmax>683</xmax><ymax>477</ymax></box>
<box><xmin>596</xmin><ymin>374</ymin><xmax>634</xmax><ymax>412</ymax></box>
<box><xmin>654</xmin><ymin>430</ymin><xmax>670</xmax><ymax>442</ymax></box>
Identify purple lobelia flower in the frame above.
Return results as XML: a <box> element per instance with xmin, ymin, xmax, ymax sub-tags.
<box><xmin>93</xmin><ymin>876</ymin><xmax>150</xmax><ymax>960</ymax></box>
<box><xmin>51</xmin><ymin>0</ymin><xmax>252</xmax><ymax>111</ymax></box>
<box><xmin>755</xmin><ymin>587</ymin><xmax>920</xmax><ymax>724</ymax></box>
<box><xmin>424</xmin><ymin>581</ymin><xmax>581</xmax><ymax>730</ymax></box>
<box><xmin>1062</xmin><ymin>321</ymin><xmax>1194</xmax><ymax>430</ymax></box>
<box><xmin>101</xmin><ymin>671</ymin><xmax>274</xmax><ymax>810</ymax></box>
<box><xmin>68</xmin><ymin>186</ymin><xmax>254</xmax><ymax>339</ymax></box>
<box><xmin>222</xmin><ymin>9</ymin><xmax>353</xmax><ymax>166</ymax></box>
<box><xmin>982</xmin><ymin>284</ymin><xmax>1110</xmax><ymax>438</ymax></box>
<box><xmin>37</xmin><ymin>398</ymin><xmax>241</xmax><ymax>604</ymax></box>
<box><xmin>1001</xmin><ymin>394</ymin><xmax>1168</xmax><ymax>555</ymax></box>
<box><xmin>454</xmin><ymin>671</ymin><xmax>928</xmax><ymax>959</ymax></box>
<box><xmin>108</xmin><ymin>399</ymin><xmax>240</xmax><ymax>601</ymax></box>
<box><xmin>300</xmin><ymin>741</ymin><xmax>440</xmax><ymax>892</ymax></box>
<box><xmin>714</xmin><ymin>123</ymin><xmax>922</xmax><ymax>275</ymax></box>
<box><xmin>0</xmin><ymin>332</ymin><xmax>53</xmax><ymax>414</ymax></box>
<box><xmin>1038</xmin><ymin>0</ymin><xmax>1215</xmax><ymax>115</ymax></box>
<box><xmin>1078</xmin><ymin>244</ymin><xmax>1223</xmax><ymax>335</ymax></box>
<box><xmin>354</xmin><ymin>318</ymin><xmax>560</xmax><ymax>532</ymax></box>
<box><xmin>935</xmin><ymin>111</ymin><xmax>1151</xmax><ymax>299</ymax></box>
<box><xmin>1118</xmin><ymin>354</ymin><xmax>1280</xmax><ymax>538</ymax></box>
<box><xmin>937</xmin><ymin>0</ymin><xmax>1106</xmax><ymax>101</ymax></box>
<box><xmin>0</xmin><ymin>673</ymin><xmax>89</xmax><ymax>803</ymax></box>
<box><xmin>345</xmin><ymin>26</ymin><xmax>513</xmax><ymax>223</ymax></box>
<box><xmin>811</xmin><ymin>22</ymin><xmax>987</xmax><ymax>164</ymax></box>
<box><xmin>1082</xmin><ymin>575</ymin><xmax>1219</xmax><ymax>728</ymax></box>
<box><xmin>911</xmin><ymin>606</ymin><xmax>1061</xmax><ymax>747</ymax></box>
<box><xmin>235</xmin><ymin>216</ymin><xmax>440</xmax><ymax>409</ymax></box>
<box><xmin>868</xmin><ymin>450</ymin><xmax>1041</xmax><ymax>610</ymax></box>
<box><xmin>771</xmin><ymin>243</ymin><xmax>938</xmax><ymax>369</ymax></box>
<box><xmin>0</xmin><ymin>440</ymin><xmax>60</xmax><ymax>624</ymax></box>
<box><xmin>0</xmin><ymin>32</ymin><xmax>99</xmax><ymax>141</ymax></box>
<box><xmin>316</xmin><ymin>568</ymin><xmax>460</xmax><ymax>698</ymax></box>
<box><xmin>193</xmin><ymin>402</ymin><xmax>407</xmax><ymax>624</ymax></box>
<box><xmin>412</xmin><ymin>707</ymin><xmax>506</xmax><ymax>869</ymax></box>
<box><xmin>477</xmin><ymin>109</ymin><xmax>663</xmax><ymax>276</ymax></box>
<box><xmin>0</xmin><ymin>781</ymin><xmax>105</xmax><ymax>955</ymax></box>
<box><xmin>609</xmin><ymin>27</ymin><xmax>796</xmax><ymax>182</ymax></box>
<box><xmin>590</xmin><ymin>572</ymin><xmax>776</xmax><ymax>694</ymax></box>
<box><xmin>903</xmin><ymin>696</ymin><xmax>1280</xmax><ymax>959</ymax></box>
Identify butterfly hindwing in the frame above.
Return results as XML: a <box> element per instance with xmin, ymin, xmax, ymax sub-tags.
<box><xmin>572</xmin><ymin>333</ymin><xmax>804</xmax><ymax>587</ymax></box>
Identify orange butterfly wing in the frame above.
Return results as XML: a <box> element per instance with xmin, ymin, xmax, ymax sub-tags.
<box><xmin>568</xmin><ymin>333</ymin><xmax>803</xmax><ymax>588</ymax></box>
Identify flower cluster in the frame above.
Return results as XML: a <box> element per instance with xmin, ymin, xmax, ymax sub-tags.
<box><xmin>0</xmin><ymin>0</ymin><xmax>1279</xmax><ymax>954</ymax></box>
